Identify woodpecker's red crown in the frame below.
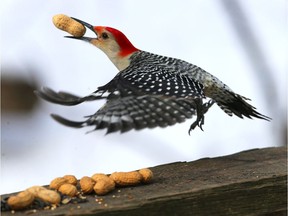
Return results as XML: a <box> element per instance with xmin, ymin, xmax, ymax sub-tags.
<box><xmin>94</xmin><ymin>26</ymin><xmax>139</xmax><ymax>57</ymax></box>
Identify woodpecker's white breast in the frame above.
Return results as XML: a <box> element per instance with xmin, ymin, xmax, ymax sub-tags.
<box><xmin>108</xmin><ymin>52</ymin><xmax>135</xmax><ymax>71</ymax></box>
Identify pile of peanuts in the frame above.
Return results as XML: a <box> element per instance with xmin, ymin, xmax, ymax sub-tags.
<box><xmin>6</xmin><ymin>169</ymin><xmax>153</xmax><ymax>210</ymax></box>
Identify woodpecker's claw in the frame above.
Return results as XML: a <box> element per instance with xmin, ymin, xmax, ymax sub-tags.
<box><xmin>188</xmin><ymin>99</ymin><xmax>215</xmax><ymax>135</ymax></box>
<box><xmin>188</xmin><ymin>117</ymin><xmax>204</xmax><ymax>135</ymax></box>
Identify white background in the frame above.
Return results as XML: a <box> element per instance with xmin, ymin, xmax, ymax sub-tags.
<box><xmin>1</xmin><ymin>0</ymin><xmax>286</xmax><ymax>194</ymax></box>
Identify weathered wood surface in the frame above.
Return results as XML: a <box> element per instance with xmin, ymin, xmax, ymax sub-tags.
<box><xmin>2</xmin><ymin>147</ymin><xmax>287</xmax><ymax>216</ymax></box>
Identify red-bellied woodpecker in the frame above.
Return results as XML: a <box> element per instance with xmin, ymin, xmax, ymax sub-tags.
<box><xmin>36</xmin><ymin>17</ymin><xmax>271</xmax><ymax>134</ymax></box>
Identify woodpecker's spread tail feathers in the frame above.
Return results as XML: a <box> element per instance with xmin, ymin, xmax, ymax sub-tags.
<box><xmin>49</xmin><ymin>95</ymin><xmax>214</xmax><ymax>134</ymax></box>
<box><xmin>215</xmin><ymin>92</ymin><xmax>271</xmax><ymax>121</ymax></box>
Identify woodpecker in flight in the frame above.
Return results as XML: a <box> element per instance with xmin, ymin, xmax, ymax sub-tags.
<box><xmin>36</xmin><ymin>17</ymin><xmax>271</xmax><ymax>134</ymax></box>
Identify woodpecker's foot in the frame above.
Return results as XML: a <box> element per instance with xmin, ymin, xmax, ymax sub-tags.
<box><xmin>188</xmin><ymin>99</ymin><xmax>215</xmax><ymax>135</ymax></box>
<box><xmin>188</xmin><ymin>115</ymin><xmax>205</xmax><ymax>134</ymax></box>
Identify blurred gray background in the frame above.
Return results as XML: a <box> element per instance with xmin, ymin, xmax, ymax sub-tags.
<box><xmin>1</xmin><ymin>0</ymin><xmax>286</xmax><ymax>194</ymax></box>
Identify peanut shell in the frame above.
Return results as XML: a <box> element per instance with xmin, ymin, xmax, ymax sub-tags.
<box><xmin>58</xmin><ymin>184</ymin><xmax>78</xmax><ymax>197</ymax></box>
<box><xmin>91</xmin><ymin>173</ymin><xmax>108</xmax><ymax>182</ymax></box>
<box><xmin>37</xmin><ymin>189</ymin><xmax>61</xmax><ymax>204</ymax></box>
<box><xmin>80</xmin><ymin>176</ymin><xmax>95</xmax><ymax>194</ymax></box>
<box><xmin>138</xmin><ymin>168</ymin><xmax>153</xmax><ymax>183</ymax></box>
<box><xmin>110</xmin><ymin>171</ymin><xmax>143</xmax><ymax>186</ymax></box>
<box><xmin>50</xmin><ymin>177</ymin><xmax>68</xmax><ymax>190</ymax></box>
<box><xmin>52</xmin><ymin>14</ymin><xmax>86</xmax><ymax>37</ymax></box>
<box><xmin>63</xmin><ymin>175</ymin><xmax>78</xmax><ymax>186</ymax></box>
<box><xmin>93</xmin><ymin>178</ymin><xmax>115</xmax><ymax>195</ymax></box>
<box><xmin>7</xmin><ymin>191</ymin><xmax>34</xmax><ymax>210</ymax></box>
<box><xmin>26</xmin><ymin>186</ymin><xmax>46</xmax><ymax>196</ymax></box>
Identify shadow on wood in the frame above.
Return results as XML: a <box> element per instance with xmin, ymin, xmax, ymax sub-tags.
<box><xmin>1</xmin><ymin>147</ymin><xmax>287</xmax><ymax>216</ymax></box>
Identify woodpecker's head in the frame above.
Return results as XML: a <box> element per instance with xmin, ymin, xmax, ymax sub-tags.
<box><xmin>66</xmin><ymin>17</ymin><xmax>139</xmax><ymax>71</ymax></box>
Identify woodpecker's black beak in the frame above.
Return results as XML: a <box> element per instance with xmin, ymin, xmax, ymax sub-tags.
<box><xmin>64</xmin><ymin>17</ymin><xmax>97</xmax><ymax>42</ymax></box>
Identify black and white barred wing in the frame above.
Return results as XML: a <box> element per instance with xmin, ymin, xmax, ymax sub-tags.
<box><xmin>51</xmin><ymin>95</ymin><xmax>209</xmax><ymax>134</ymax></box>
<box><xmin>119</xmin><ymin>56</ymin><xmax>205</xmax><ymax>99</ymax></box>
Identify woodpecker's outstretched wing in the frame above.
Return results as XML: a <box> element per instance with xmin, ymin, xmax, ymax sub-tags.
<box><xmin>50</xmin><ymin>94</ymin><xmax>214</xmax><ymax>134</ymax></box>
<box><xmin>36</xmin><ymin>68</ymin><xmax>214</xmax><ymax>134</ymax></box>
<box><xmin>35</xmin><ymin>87</ymin><xmax>108</xmax><ymax>105</ymax></box>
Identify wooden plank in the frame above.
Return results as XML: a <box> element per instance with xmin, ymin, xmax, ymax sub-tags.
<box><xmin>1</xmin><ymin>147</ymin><xmax>286</xmax><ymax>216</ymax></box>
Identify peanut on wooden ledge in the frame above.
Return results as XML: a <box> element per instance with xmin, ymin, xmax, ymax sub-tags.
<box><xmin>7</xmin><ymin>186</ymin><xmax>61</xmax><ymax>210</ymax></box>
<box><xmin>52</xmin><ymin>14</ymin><xmax>86</xmax><ymax>37</ymax></box>
<box><xmin>58</xmin><ymin>184</ymin><xmax>78</xmax><ymax>197</ymax></box>
<box><xmin>26</xmin><ymin>186</ymin><xmax>61</xmax><ymax>205</ymax></box>
<box><xmin>63</xmin><ymin>175</ymin><xmax>78</xmax><ymax>186</ymax></box>
<box><xmin>110</xmin><ymin>171</ymin><xmax>143</xmax><ymax>186</ymax></box>
<box><xmin>49</xmin><ymin>175</ymin><xmax>78</xmax><ymax>197</ymax></box>
<box><xmin>138</xmin><ymin>168</ymin><xmax>154</xmax><ymax>183</ymax></box>
<box><xmin>7</xmin><ymin>191</ymin><xmax>34</xmax><ymax>210</ymax></box>
<box><xmin>79</xmin><ymin>176</ymin><xmax>95</xmax><ymax>194</ymax></box>
<box><xmin>92</xmin><ymin>174</ymin><xmax>115</xmax><ymax>195</ymax></box>
<box><xmin>49</xmin><ymin>177</ymin><xmax>68</xmax><ymax>190</ymax></box>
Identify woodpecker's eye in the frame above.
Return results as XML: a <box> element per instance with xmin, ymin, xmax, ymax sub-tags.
<box><xmin>102</xmin><ymin>32</ymin><xmax>109</xmax><ymax>39</ymax></box>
